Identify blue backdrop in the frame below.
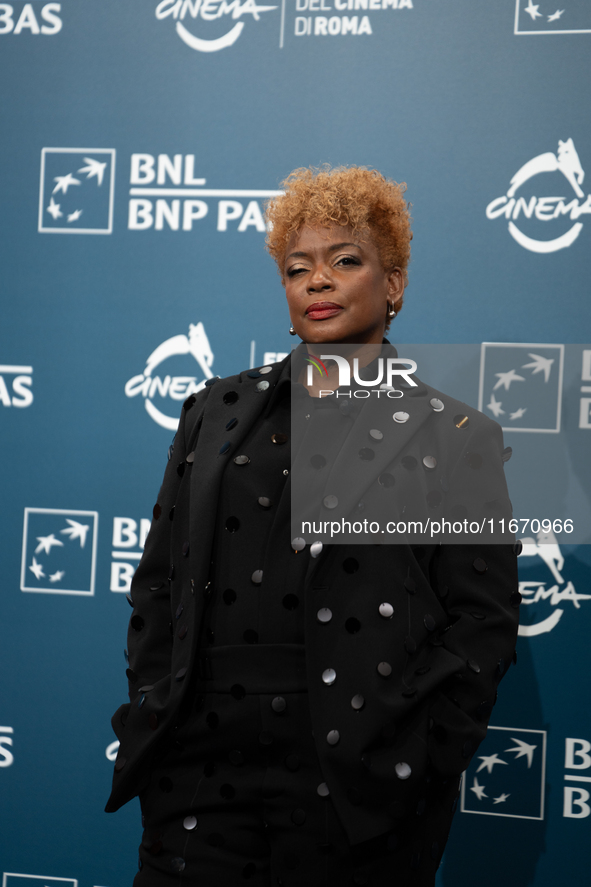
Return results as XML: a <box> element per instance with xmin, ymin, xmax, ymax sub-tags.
<box><xmin>2</xmin><ymin>2</ymin><xmax>591</xmax><ymax>886</ymax></box>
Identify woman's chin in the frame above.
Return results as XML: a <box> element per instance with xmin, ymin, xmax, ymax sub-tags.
<box><xmin>299</xmin><ymin>321</ymin><xmax>350</xmax><ymax>344</ymax></box>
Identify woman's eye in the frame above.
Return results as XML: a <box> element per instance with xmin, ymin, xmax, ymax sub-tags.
<box><xmin>336</xmin><ymin>256</ymin><xmax>360</xmax><ymax>267</ymax></box>
<box><xmin>287</xmin><ymin>267</ymin><xmax>306</xmax><ymax>278</ymax></box>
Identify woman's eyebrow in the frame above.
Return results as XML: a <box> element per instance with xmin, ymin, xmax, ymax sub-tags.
<box><xmin>286</xmin><ymin>242</ymin><xmax>361</xmax><ymax>261</ymax></box>
<box><xmin>327</xmin><ymin>242</ymin><xmax>362</xmax><ymax>252</ymax></box>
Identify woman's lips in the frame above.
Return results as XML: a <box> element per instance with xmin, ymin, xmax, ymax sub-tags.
<box><xmin>305</xmin><ymin>301</ymin><xmax>343</xmax><ymax>321</ymax></box>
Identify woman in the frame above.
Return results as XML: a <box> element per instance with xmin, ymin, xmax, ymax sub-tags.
<box><xmin>106</xmin><ymin>166</ymin><xmax>520</xmax><ymax>886</ymax></box>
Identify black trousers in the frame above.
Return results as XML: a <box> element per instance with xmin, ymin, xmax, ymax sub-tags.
<box><xmin>134</xmin><ymin>645</ymin><xmax>458</xmax><ymax>886</ymax></box>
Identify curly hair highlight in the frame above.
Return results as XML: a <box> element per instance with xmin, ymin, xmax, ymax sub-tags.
<box><xmin>265</xmin><ymin>165</ymin><xmax>412</xmax><ymax>315</ymax></box>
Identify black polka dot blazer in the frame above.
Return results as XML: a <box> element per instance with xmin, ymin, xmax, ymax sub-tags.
<box><xmin>105</xmin><ymin>352</ymin><xmax>520</xmax><ymax>847</ymax></box>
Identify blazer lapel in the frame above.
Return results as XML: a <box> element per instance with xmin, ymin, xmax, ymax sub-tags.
<box><xmin>188</xmin><ymin>355</ymin><xmax>290</xmax><ymax>588</ymax></box>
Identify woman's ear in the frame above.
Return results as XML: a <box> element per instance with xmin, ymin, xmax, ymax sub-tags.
<box><xmin>387</xmin><ymin>267</ymin><xmax>405</xmax><ymax>300</ymax></box>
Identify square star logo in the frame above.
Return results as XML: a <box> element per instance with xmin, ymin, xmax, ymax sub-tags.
<box><xmin>2</xmin><ymin>877</ymin><xmax>78</xmax><ymax>887</ymax></box>
<box><xmin>38</xmin><ymin>147</ymin><xmax>116</xmax><ymax>234</ymax></box>
<box><xmin>460</xmin><ymin>726</ymin><xmax>547</xmax><ymax>820</ymax></box>
<box><xmin>514</xmin><ymin>1</ymin><xmax>591</xmax><ymax>35</ymax></box>
<box><xmin>20</xmin><ymin>508</ymin><xmax>99</xmax><ymax>596</ymax></box>
<box><xmin>478</xmin><ymin>343</ymin><xmax>564</xmax><ymax>433</ymax></box>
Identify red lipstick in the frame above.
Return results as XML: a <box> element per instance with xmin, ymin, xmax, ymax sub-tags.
<box><xmin>305</xmin><ymin>301</ymin><xmax>343</xmax><ymax>321</ymax></box>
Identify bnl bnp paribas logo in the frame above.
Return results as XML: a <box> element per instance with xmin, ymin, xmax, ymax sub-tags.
<box><xmin>38</xmin><ymin>149</ymin><xmax>280</xmax><ymax>234</ymax></box>
<box><xmin>38</xmin><ymin>147</ymin><xmax>116</xmax><ymax>234</ymax></box>
<box><xmin>20</xmin><ymin>508</ymin><xmax>99</xmax><ymax>596</ymax></box>
<box><xmin>486</xmin><ymin>139</ymin><xmax>591</xmax><ymax>253</ymax></box>
<box><xmin>0</xmin><ymin>3</ymin><xmax>63</xmax><ymax>36</ymax></box>
<box><xmin>479</xmin><ymin>342</ymin><xmax>591</xmax><ymax>433</ymax></box>
<box><xmin>462</xmin><ymin>729</ymin><xmax>591</xmax><ymax>821</ymax></box>
<box><xmin>461</xmin><ymin>726</ymin><xmax>547</xmax><ymax>820</ymax></box>
<box><xmin>0</xmin><ymin>363</ymin><xmax>33</xmax><ymax>408</ymax></box>
<box><xmin>515</xmin><ymin>1</ymin><xmax>591</xmax><ymax>35</ymax></box>
<box><xmin>479</xmin><ymin>342</ymin><xmax>565</xmax><ymax>433</ymax></box>
<box><xmin>479</xmin><ymin>343</ymin><xmax>591</xmax><ymax>637</ymax></box>
<box><xmin>20</xmin><ymin>507</ymin><xmax>156</xmax><ymax>594</ymax></box>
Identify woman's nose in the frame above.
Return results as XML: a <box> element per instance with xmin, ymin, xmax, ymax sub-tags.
<box><xmin>307</xmin><ymin>265</ymin><xmax>333</xmax><ymax>293</ymax></box>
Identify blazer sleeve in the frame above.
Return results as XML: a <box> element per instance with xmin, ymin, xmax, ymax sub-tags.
<box><xmin>424</xmin><ymin>414</ymin><xmax>520</xmax><ymax>777</ymax></box>
<box><xmin>424</xmin><ymin>541</ymin><xmax>520</xmax><ymax>777</ymax></box>
<box><xmin>110</xmin><ymin>389</ymin><xmax>207</xmax><ymax>741</ymax></box>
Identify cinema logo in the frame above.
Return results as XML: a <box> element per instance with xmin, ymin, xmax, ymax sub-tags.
<box><xmin>154</xmin><ymin>0</ymin><xmax>417</xmax><ymax>50</ymax></box>
<box><xmin>155</xmin><ymin>0</ymin><xmax>278</xmax><ymax>53</ymax></box>
<box><xmin>517</xmin><ymin>530</ymin><xmax>591</xmax><ymax>638</ymax></box>
<box><xmin>125</xmin><ymin>321</ymin><xmax>215</xmax><ymax>430</ymax></box>
<box><xmin>486</xmin><ymin>138</ymin><xmax>591</xmax><ymax>253</ymax></box>
<box><xmin>128</xmin><ymin>153</ymin><xmax>280</xmax><ymax>233</ymax></box>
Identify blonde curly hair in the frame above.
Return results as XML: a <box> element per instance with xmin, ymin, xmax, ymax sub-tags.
<box><xmin>265</xmin><ymin>165</ymin><xmax>412</xmax><ymax>316</ymax></box>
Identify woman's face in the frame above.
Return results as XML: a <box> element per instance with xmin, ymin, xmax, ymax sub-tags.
<box><xmin>283</xmin><ymin>223</ymin><xmax>404</xmax><ymax>345</ymax></box>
